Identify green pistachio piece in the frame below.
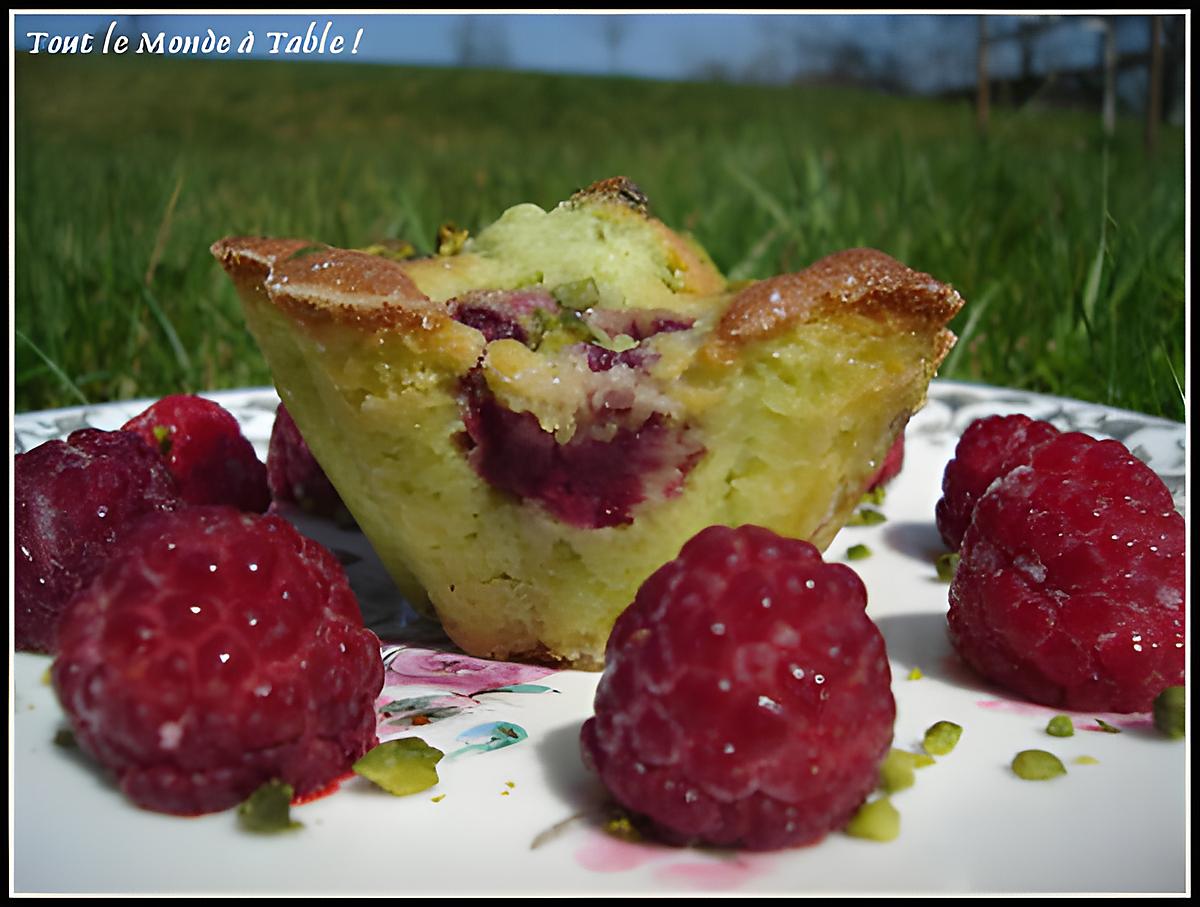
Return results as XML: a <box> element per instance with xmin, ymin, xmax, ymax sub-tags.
<box><xmin>1073</xmin><ymin>755</ymin><xmax>1099</xmax><ymax>765</ymax></box>
<box><xmin>357</xmin><ymin>239</ymin><xmax>417</xmax><ymax>261</ymax></box>
<box><xmin>436</xmin><ymin>222</ymin><xmax>469</xmax><ymax>256</ymax></box>
<box><xmin>845</xmin><ymin>797</ymin><xmax>900</xmax><ymax>842</ymax></box>
<box><xmin>551</xmin><ymin>277</ymin><xmax>601</xmax><ymax>311</ymax></box>
<box><xmin>237</xmin><ymin>780</ymin><xmax>302</xmax><ymax>833</ymax></box>
<box><xmin>878</xmin><ymin>748</ymin><xmax>933</xmax><ymax>793</ymax></box>
<box><xmin>1011</xmin><ymin>749</ymin><xmax>1066</xmax><ymax>780</ymax></box>
<box><xmin>516</xmin><ymin>271</ymin><xmax>545</xmax><ymax>288</ymax></box>
<box><xmin>1152</xmin><ymin>686</ymin><xmax>1185</xmax><ymax>739</ymax></box>
<box><xmin>528</xmin><ymin>307</ymin><xmax>563</xmax><ymax>350</ymax></box>
<box><xmin>847</xmin><ymin>507</ymin><xmax>887</xmax><ymax>526</ymax></box>
<box><xmin>922</xmin><ymin>720</ymin><xmax>963</xmax><ymax>756</ymax></box>
<box><xmin>353</xmin><ymin>737</ymin><xmax>444</xmax><ymax>796</ymax></box>
<box><xmin>846</xmin><ymin>543</ymin><xmax>873</xmax><ymax>561</ymax></box>
<box><xmin>151</xmin><ymin>424</ymin><xmax>173</xmax><ymax>455</ymax></box>
<box><xmin>1046</xmin><ymin>715</ymin><xmax>1075</xmax><ymax>737</ymax></box>
<box><xmin>860</xmin><ymin>486</ymin><xmax>887</xmax><ymax>507</ymax></box>
<box><xmin>599</xmin><ymin>333</ymin><xmax>639</xmax><ymax>353</ymax></box>
<box><xmin>559</xmin><ymin>309</ymin><xmax>601</xmax><ymax>342</ymax></box>
<box><xmin>935</xmin><ymin>552</ymin><xmax>961</xmax><ymax>582</ymax></box>
<box><xmin>879</xmin><ymin>749</ymin><xmax>917</xmax><ymax>793</ymax></box>
<box><xmin>53</xmin><ymin>727</ymin><xmax>76</xmax><ymax>748</ymax></box>
<box><xmin>1093</xmin><ymin>718</ymin><xmax>1121</xmax><ymax>734</ymax></box>
<box><xmin>603</xmin><ymin>810</ymin><xmax>642</xmax><ymax>843</ymax></box>
<box><xmin>541</xmin><ymin>305</ymin><xmax>633</xmax><ymax>352</ymax></box>
<box><xmin>907</xmin><ymin>666</ymin><xmax>924</xmax><ymax>680</ymax></box>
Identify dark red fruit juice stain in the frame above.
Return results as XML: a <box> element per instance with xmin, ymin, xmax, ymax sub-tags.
<box><xmin>572</xmin><ymin>828</ymin><xmax>774</xmax><ymax>890</ymax></box>
<box><xmin>973</xmin><ymin>699</ymin><xmax>1153</xmax><ymax>731</ymax></box>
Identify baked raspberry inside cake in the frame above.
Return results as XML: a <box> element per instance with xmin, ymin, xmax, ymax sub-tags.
<box><xmin>447</xmin><ymin>288</ymin><xmax>702</xmax><ymax>529</ymax></box>
<box><xmin>212</xmin><ymin>177</ymin><xmax>964</xmax><ymax>668</ymax></box>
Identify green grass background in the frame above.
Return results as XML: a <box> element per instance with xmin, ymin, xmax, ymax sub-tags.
<box><xmin>13</xmin><ymin>54</ymin><xmax>1186</xmax><ymax>421</ymax></box>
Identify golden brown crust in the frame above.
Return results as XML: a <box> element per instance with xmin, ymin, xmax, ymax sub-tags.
<box><xmin>211</xmin><ymin>236</ymin><xmax>442</xmax><ymax>332</ymax></box>
<box><xmin>704</xmin><ymin>248</ymin><xmax>964</xmax><ymax>365</ymax></box>
<box><xmin>210</xmin><ymin>237</ymin><xmax>319</xmax><ymax>288</ymax></box>
<box><xmin>932</xmin><ymin>328</ymin><xmax>958</xmax><ymax>371</ymax></box>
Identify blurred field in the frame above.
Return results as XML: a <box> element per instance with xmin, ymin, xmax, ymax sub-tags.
<box><xmin>14</xmin><ymin>54</ymin><xmax>1186</xmax><ymax>420</ymax></box>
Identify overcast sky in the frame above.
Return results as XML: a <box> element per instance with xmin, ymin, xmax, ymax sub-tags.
<box><xmin>15</xmin><ymin>12</ymin><xmax>1154</xmax><ymax>94</ymax></box>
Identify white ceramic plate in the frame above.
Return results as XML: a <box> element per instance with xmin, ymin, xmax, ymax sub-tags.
<box><xmin>11</xmin><ymin>380</ymin><xmax>1188</xmax><ymax>895</ymax></box>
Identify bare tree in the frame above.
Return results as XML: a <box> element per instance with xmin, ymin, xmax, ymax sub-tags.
<box><xmin>1073</xmin><ymin>15</ymin><xmax>1120</xmax><ymax>137</ymax></box>
<box><xmin>1162</xmin><ymin>14</ymin><xmax>1185</xmax><ymax>123</ymax></box>
<box><xmin>689</xmin><ymin>59</ymin><xmax>734</xmax><ymax>83</ymax></box>
<box><xmin>829</xmin><ymin>42</ymin><xmax>869</xmax><ymax>84</ymax></box>
<box><xmin>977</xmin><ymin>15</ymin><xmax>990</xmax><ymax>134</ymax></box>
<box><xmin>453</xmin><ymin>16</ymin><xmax>511</xmax><ymax>69</ymax></box>
<box><xmin>1145</xmin><ymin>15</ymin><xmax>1163</xmax><ymax>152</ymax></box>
<box><xmin>1015</xmin><ymin>15</ymin><xmax>1045</xmax><ymax>81</ymax></box>
<box><xmin>871</xmin><ymin>48</ymin><xmax>904</xmax><ymax>94</ymax></box>
<box><xmin>744</xmin><ymin>16</ymin><xmax>792</xmax><ymax>84</ymax></box>
<box><xmin>601</xmin><ymin>15</ymin><xmax>629</xmax><ymax>73</ymax></box>
<box><xmin>1099</xmin><ymin>17</ymin><xmax>1116</xmax><ymax>137</ymax></box>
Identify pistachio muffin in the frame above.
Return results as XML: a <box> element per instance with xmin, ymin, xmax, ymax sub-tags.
<box><xmin>212</xmin><ymin>177</ymin><xmax>963</xmax><ymax>668</ymax></box>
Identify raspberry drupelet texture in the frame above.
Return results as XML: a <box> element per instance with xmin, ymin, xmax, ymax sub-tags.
<box><xmin>580</xmin><ymin>525</ymin><xmax>895</xmax><ymax>851</ymax></box>
<box><xmin>52</xmin><ymin>507</ymin><xmax>384</xmax><ymax>816</ymax></box>
<box><xmin>122</xmin><ymin>394</ymin><xmax>271</xmax><ymax>513</ymax></box>
<box><xmin>935</xmin><ymin>414</ymin><xmax>1061</xmax><ymax>551</ymax></box>
<box><xmin>948</xmin><ymin>432</ymin><xmax>1185</xmax><ymax>713</ymax></box>
<box><xmin>457</xmin><ymin>371</ymin><xmax>704</xmax><ymax>529</ymax></box>
<box><xmin>266</xmin><ymin>403</ymin><xmax>349</xmax><ymax>520</ymax></box>
<box><xmin>15</xmin><ymin>429</ymin><xmax>182</xmax><ymax>653</ymax></box>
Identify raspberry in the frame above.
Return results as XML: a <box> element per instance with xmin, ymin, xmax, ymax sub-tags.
<box><xmin>867</xmin><ymin>432</ymin><xmax>905</xmax><ymax>491</ymax></box>
<box><xmin>51</xmin><ymin>507</ymin><xmax>383</xmax><ymax>816</ymax></box>
<box><xmin>948</xmin><ymin>432</ymin><xmax>1184</xmax><ymax>713</ymax></box>
<box><xmin>122</xmin><ymin>394</ymin><xmax>271</xmax><ymax>513</ymax></box>
<box><xmin>580</xmin><ymin>525</ymin><xmax>895</xmax><ymax>850</ymax></box>
<box><xmin>458</xmin><ymin>371</ymin><xmax>704</xmax><ymax>529</ymax></box>
<box><xmin>15</xmin><ymin>429</ymin><xmax>182</xmax><ymax>653</ymax></box>
<box><xmin>935</xmin><ymin>414</ymin><xmax>1061</xmax><ymax>550</ymax></box>
<box><xmin>266</xmin><ymin>404</ymin><xmax>349</xmax><ymax>520</ymax></box>
<box><xmin>584</xmin><ymin>343</ymin><xmax>656</xmax><ymax>372</ymax></box>
<box><xmin>450</xmin><ymin>287</ymin><xmax>559</xmax><ymax>344</ymax></box>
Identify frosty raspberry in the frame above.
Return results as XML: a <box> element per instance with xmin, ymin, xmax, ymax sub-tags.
<box><xmin>123</xmin><ymin>394</ymin><xmax>270</xmax><ymax>512</ymax></box>
<box><xmin>15</xmin><ymin>429</ymin><xmax>181</xmax><ymax>653</ymax></box>
<box><xmin>52</xmin><ymin>507</ymin><xmax>383</xmax><ymax>815</ymax></box>
<box><xmin>948</xmin><ymin>432</ymin><xmax>1184</xmax><ymax>712</ymax></box>
<box><xmin>935</xmin><ymin>414</ymin><xmax>1061</xmax><ymax>550</ymax></box>
<box><xmin>581</xmin><ymin>525</ymin><xmax>895</xmax><ymax>850</ymax></box>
